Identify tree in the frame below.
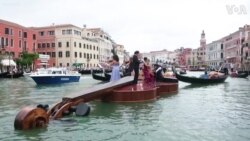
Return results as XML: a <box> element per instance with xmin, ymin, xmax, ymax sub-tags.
<box><xmin>17</xmin><ymin>52</ymin><xmax>39</xmax><ymax>71</ymax></box>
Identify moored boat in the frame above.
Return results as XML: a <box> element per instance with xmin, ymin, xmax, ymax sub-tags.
<box><xmin>173</xmin><ymin>68</ymin><xmax>228</xmax><ymax>84</ymax></box>
<box><xmin>230</xmin><ymin>72</ymin><xmax>248</xmax><ymax>78</ymax></box>
<box><xmin>3</xmin><ymin>71</ymin><xmax>24</xmax><ymax>78</ymax></box>
<box><xmin>92</xmin><ymin>72</ymin><xmax>110</xmax><ymax>82</ymax></box>
<box><xmin>30</xmin><ymin>67</ymin><xmax>81</xmax><ymax>84</ymax></box>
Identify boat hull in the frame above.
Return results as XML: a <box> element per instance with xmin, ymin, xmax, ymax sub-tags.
<box><xmin>173</xmin><ymin>67</ymin><xmax>228</xmax><ymax>84</ymax></box>
<box><xmin>30</xmin><ymin>76</ymin><xmax>80</xmax><ymax>84</ymax></box>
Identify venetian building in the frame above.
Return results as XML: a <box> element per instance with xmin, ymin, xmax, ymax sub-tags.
<box><xmin>240</xmin><ymin>25</ymin><xmax>250</xmax><ymax>70</ymax></box>
<box><xmin>190</xmin><ymin>49</ymin><xmax>198</xmax><ymax>66</ymax></box>
<box><xmin>141</xmin><ymin>49</ymin><xmax>176</xmax><ymax>66</ymax></box>
<box><xmin>223</xmin><ymin>25</ymin><xmax>250</xmax><ymax>70</ymax></box>
<box><xmin>123</xmin><ymin>50</ymin><xmax>130</xmax><ymax>62</ymax></box>
<box><xmin>86</xmin><ymin>28</ymin><xmax>113</xmax><ymax>63</ymax></box>
<box><xmin>34</xmin><ymin>24</ymin><xmax>99</xmax><ymax>68</ymax></box>
<box><xmin>176</xmin><ymin>47</ymin><xmax>192</xmax><ymax>67</ymax></box>
<box><xmin>0</xmin><ymin>19</ymin><xmax>37</xmax><ymax>60</ymax></box>
<box><xmin>205</xmin><ymin>39</ymin><xmax>224</xmax><ymax>69</ymax></box>
<box><xmin>113</xmin><ymin>43</ymin><xmax>125</xmax><ymax>65</ymax></box>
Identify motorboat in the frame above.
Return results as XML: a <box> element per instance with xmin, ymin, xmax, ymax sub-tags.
<box><xmin>30</xmin><ymin>67</ymin><xmax>81</xmax><ymax>84</ymax></box>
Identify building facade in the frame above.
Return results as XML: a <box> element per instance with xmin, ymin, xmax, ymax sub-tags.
<box><xmin>0</xmin><ymin>19</ymin><xmax>36</xmax><ymax>59</ymax></box>
<box><xmin>205</xmin><ymin>39</ymin><xmax>224</xmax><ymax>69</ymax></box>
<box><xmin>86</xmin><ymin>28</ymin><xmax>113</xmax><ymax>63</ymax></box>
<box><xmin>34</xmin><ymin>24</ymin><xmax>99</xmax><ymax>68</ymax></box>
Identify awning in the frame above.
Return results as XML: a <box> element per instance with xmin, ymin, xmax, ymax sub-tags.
<box><xmin>72</xmin><ymin>63</ymin><xmax>83</xmax><ymax>67</ymax></box>
<box><xmin>1</xmin><ymin>59</ymin><xmax>16</xmax><ymax>66</ymax></box>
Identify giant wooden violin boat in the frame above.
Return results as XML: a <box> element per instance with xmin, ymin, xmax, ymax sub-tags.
<box><xmin>14</xmin><ymin>76</ymin><xmax>178</xmax><ymax>130</ymax></box>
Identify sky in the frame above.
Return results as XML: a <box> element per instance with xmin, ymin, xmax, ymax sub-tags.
<box><xmin>0</xmin><ymin>0</ymin><xmax>249</xmax><ymax>53</ymax></box>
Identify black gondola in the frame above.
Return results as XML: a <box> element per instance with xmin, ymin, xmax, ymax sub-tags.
<box><xmin>173</xmin><ymin>68</ymin><xmax>228</xmax><ymax>84</ymax></box>
<box><xmin>92</xmin><ymin>72</ymin><xmax>110</xmax><ymax>82</ymax></box>
<box><xmin>0</xmin><ymin>72</ymin><xmax>8</xmax><ymax>78</ymax></box>
<box><xmin>3</xmin><ymin>71</ymin><xmax>24</xmax><ymax>78</ymax></box>
<box><xmin>179</xmin><ymin>70</ymin><xmax>187</xmax><ymax>75</ymax></box>
<box><xmin>231</xmin><ymin>72</ymin><xmax>248</xmax><ymax>78</ymax></box>
<box><xmin>237</xmin><ymin>73</ymin><xmax>248</xmax><ymax>78</ymax></box>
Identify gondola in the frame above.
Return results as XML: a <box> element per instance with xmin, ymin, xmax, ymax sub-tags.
<box><xmin>3</xmin><ymin>71</ymin><xmax>24</xmax><ymax>78</ymax></box>
<box><xmin>92</xmin><ymin>72</ymin><xmax>110</xmax><ymax>82</ymax></box>
<box><xmin>230</xmin><ymin>72</ymin><xmax>248</xmax><ymax>78</ymax></box>
<box><xmin>0</xmin><ymin>72</ymin><xmax>8</xmax><ymax>78</ymax></box>
<box><xmin>173</xmin><ymin>68</ymin><xmax>228</xmax><ymax>84</ymax></box>
<box><xmin>179</xmin><ymin>70</ymin><xmax>187</xmax><ymax>75</ymax></box>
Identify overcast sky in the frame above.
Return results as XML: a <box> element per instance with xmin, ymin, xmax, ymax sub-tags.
<box><xmin>0</xmin><ymin>0</ymin><xmax>249</xmax><ymax>53</ymax></box>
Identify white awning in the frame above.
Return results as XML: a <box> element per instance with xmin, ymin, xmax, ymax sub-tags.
<box><xmin>1</xmin><ymin>59</ymin><xmax>16</xmax><ymax>66</ymax></box>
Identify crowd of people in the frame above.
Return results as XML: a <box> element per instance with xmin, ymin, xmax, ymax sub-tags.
<box><xmin>109</xmin><ymin>50</ymin><xmax>171</xmax><ymax>85</ymax></box>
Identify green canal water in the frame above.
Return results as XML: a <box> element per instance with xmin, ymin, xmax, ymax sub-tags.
<box><xmin>0</xmin><ymin>73</ymin><xmax>250</xmax><ymax>141</ymax></box>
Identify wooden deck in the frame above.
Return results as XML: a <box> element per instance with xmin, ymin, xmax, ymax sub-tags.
<box><xmin>64</xmin><ymin>76</ymin><xmax>134</xmax><ymax>102</ymax></box>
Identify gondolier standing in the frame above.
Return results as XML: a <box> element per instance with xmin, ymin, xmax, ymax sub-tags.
<box><xmin>132</xmin><ymin>51</ymin><xmax>140</xmax><ymax>84</ymax></box>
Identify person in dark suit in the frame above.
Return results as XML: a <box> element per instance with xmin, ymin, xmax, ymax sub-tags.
<box><xmin>132</xmin><ymin>51</ymin><xmax>140</xmax><ymax>84</ymax></box>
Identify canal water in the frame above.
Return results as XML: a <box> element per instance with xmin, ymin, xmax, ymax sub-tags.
<box><xmin>0</xmin><ymin>73</ymin><xmax>250</xmax><ymax>141</ymax></box>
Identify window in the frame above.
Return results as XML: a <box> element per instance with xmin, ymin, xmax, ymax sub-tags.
<box><xmin>1</xmin><ymin>38</ymin><xmax>5</xmax><ymax>47</ymax></box>
<box><xmin>58</xmin><ymin>42</ymin><xmax>62</xmax><ymax>47</ymax></box>
<box><xmin>33</xmin><ymin>34</ymin><xmax>36</xmax><ymax>40</ymax></box>
<box><xmin>87</xmin><ymin>44</ymin><xmax>88</xmax><ymax>49</ymax></box>
<box><xmin>19</xmin><ymin>31</ymin><xmax>22</xmax><ymax>37</ymax></box>
<box><xmin>84</xmin><ymin>53</ymin><xmax>86</xmax><ymax>58</ymax></box>
<box><xmin>10</xmin><ymin>39</ymin><xmax>13</xmax><ymax>47</ymax></box>
<box><xmin>19</xmin><ymin>40</ymin><xmax>22</xmax><ymax>48</ymax></box>
<box><xmin>33</xmin><ymin>43</ymin><xmax>35</xmax><ymax>51</ymax></box>
<box><xmin>52</xmin><ymin>43</ymin><xmax>55</xmax><ymax>47</ymax></box>
<box><xmin>47</xmin><ymin>43</ymin><xmax>50</xmax><ymax>48</ymax></box>
<box><xmin>66</xmin><ymin>42</ymin><xmax>69</xmax><ymax>47</ymax></box>
<box><xmin>39</xmin><ymin>31</ymin><xmax>44</xmax><ymax>36</ymax></box>
<box><xmin>90</xmin><ymin>54</ymin><xmax>92</xmax><ymax>59</ymax></box>
<box><xmin>75</xmin><ymin>52</ymin><xmax>77</xmax><ymax>58</ymax></box>
<box><xmin>74</xmin><ymin>30</ymin><xmax>81</xmax><ymax>36</ymax></box>
<box><xmin>47</xmin><ymin>52</ymin><xmax>51</xmax><ymax>57</ymax></box>
<box><xmin>5</xmin><ymin>28</ymin><xmax>9</xmax><ymax>34</ymax></box>
<box><xmin>59</xmin><ymin>63</ymin><xmax>62</xmax><ymax>67</ymax></box>
<box><xmin>23</xmin><ymin>32</ymin><xmax>27</xmax><ymax>38</ymax></box>
<box><xmin>10</xmin><ymin>29</ymin><xmax>13</xmax><ymax>35</ymax></box>
<box><xmin>5</xmin><ymin>38</ymin><xmax>8</xmax><ymax>46</ymax></box>
<box><xmin>74</xmin><ymin>42</ymin><xmax>76</xmax><ymax>47</ymax></box>
<box><xmin>42</xmin><ymin>43</ymin><xmax>46</xmax><ymax>48</ymax></box>
<box><xmin>79</xmin><ymin>43</ymin><xmax>81</xmax><ymax>48</ymax></box>
<box><xmin>52</xmin><ymin>52</ymin><xmax>56</xmax><ymax>57</ymax></box>
<box><xmin>24</xmin><ymin>41</ymin><xmax>27</xmax><ymax>51</ymax></box>
<box><xmin>62</xmin><ymin>29</ymin><xmax>72</xmax><ymax>35</ymax></box>
<box><xmin>48</xmin><ymin>31</ymin><xmax>55</xmax><ymax>35</ymax></box>
<box><xmin>58</xmin><ymin>51</ymin><xmax>63</xmax><ymax>58</ymax></box>
<box><xmin>84</xmin><ymin>44</ymin><xmax>86</xmax><ymax>48</ymax></box>
<box><xmin>67</xmin><ymin>63</ymin><xmax>70</xmax><ymax>67</ymax></box>
<box><xmin>80</xmin><ymin>52</ymin><xmax>82</xmax><ymax>58</ymax></box>
<box><xmin>66</xmin><ymin>51</ymin><xmax>70</xmax><ymax>57</ymax></box>
<box><xmin>38</xmin><ymin>43</ymin><xmax>41</xmax><ymax>48</ymax></box>
<box><xmin>97</xmin><ymin>55</ymin><xmax>99</xmax><ymax>59</ymax></box>
<box><xmin>94</xmin><ymin>54</ymin><xmax>95</xmax><ymax>59</ymax></box>
<box><xmin>97</xmin><ymin>46</ymin><xmax>98</xmax><ymax>51</ymax></box>
<box><xmin>93</xmin><ymin>46</ymin><xmax>95</xmax><ymax>50</ymax></box>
